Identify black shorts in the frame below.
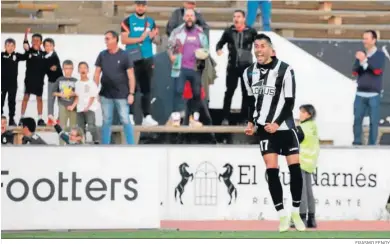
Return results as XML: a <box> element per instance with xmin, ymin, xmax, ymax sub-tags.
<box><xmin>24</xmin><ymin>79</ymin><xmax>44</xmax><ymax>97</ymax></box>
<box><xmin>256</xmin><ymin>125</ymin><xmax>300</xmax><ymax>156</ymax></box>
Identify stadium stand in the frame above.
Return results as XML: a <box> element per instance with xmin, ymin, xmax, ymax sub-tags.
<box><xmin>2</xmin><ymin>1</ymin><xmax>390</xmax><ymax>38</ymax></box>
<box><xmin>1</xmin><ymin>2</ymin><xmax>80</xmax><ymax>33</ymax></box>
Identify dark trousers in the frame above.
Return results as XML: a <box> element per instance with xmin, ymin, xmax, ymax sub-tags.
<box><xmin>130</xmin><ymin>58</ymin><xmax>154</xmax><ymax>117</ymax></box>
<box><xmin>1</xmin><ymin>84</ymin><xmax>17</xmax><ymax>118</ymax></box>
<box><xmin>353</xmin><ymin>94</ymin><xmax>381</xmax><ymax>145</ymax></box>
<box><xmin>223</xmin><ymin>65</ymin><xmax>250</xmax><ymax>121</ymax></box>
<box><xmin>173</xmin><ymin>68</ymin><xmax>202</xmax><ymax>113</ymax></box>
<box><xmin>77</xmin><ymin>111</ymin><xmax>99</xmax><ymax>142</ymax></box>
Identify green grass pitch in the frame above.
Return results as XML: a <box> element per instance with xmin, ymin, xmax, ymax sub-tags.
<box><xmin>2</xmin><ymin>230</ymin><xmax>390</xmax><ymax>239</ymax></box>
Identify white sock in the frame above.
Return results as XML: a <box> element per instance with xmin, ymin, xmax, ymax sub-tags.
<box><xmin>21</xmin><ymin>114</ymin><xmax>25</xmax><ymax>118</ymax></box>
<box><xmin>38</xmin><ymin>115</ymin><xmax>42</xmax><ymax>120</ymax></box>
<box><xmin>193</xmin><ymin>112</ymin><xmax>200</xmax><ymax>121</ymax></box>
<box><xmin>291</xmin><ymin>206</ymin><xmax>300</xmax><ymax>214</ymax></box>
<box><xmin>278</xmin><ymin>209</ymin><xmax>287</xmax><ymax>218</ymax></box>
<box><xmin>171</xmin><ymin>112</ymin><xmax>180</xmax><ymax>121</ymax></box>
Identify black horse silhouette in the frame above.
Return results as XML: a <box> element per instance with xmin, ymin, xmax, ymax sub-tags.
<box><xmin>218</xmin><ymin>163</ymin><xmax>237</xmax><ymax>205</ymax></box>
<box><xmin>174</xmin><ymin>162</ymin><xmax>194</xmax><ymax>205</ymax></box>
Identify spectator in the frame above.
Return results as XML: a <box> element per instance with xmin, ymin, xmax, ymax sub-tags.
<box><xmin>120</xmin><ymin>0</ymin><xmax>159</xmax><ymax>126</ymax></box>
<box><xmin>1</xmin><ymin>38</ymin><xmax>27</xmax><ymax>126</ymax></box>
<box><xmin>166</xmin><ymin>1</ymin><xmax>209</xmax><ymax>38</ymax></box>
<box><xmin>295</xmin><ymin>104</ymin><xmax>320</xmax><ymax>229</ymax></box>
<box><xmin>52</xmin><ymin>60</ymin><xmax>78</xmax><ymax>145</ymax></box>
<box><xmin>20</xmin><ymin>28</ymin><xmax>47</xmax><ymax>126</ymax></box>
<box><xmin>1</xmin><ymin>116</ymin><xmax>15</xmax><ymax>144</ymax></box>
<box><xmin>246</xmin><ymin>0</ymin><xmax>272</xmax><ymax>31</ymax></box>
<box><xmin>94</xmin><ymin>30</ymin><xmax>136</xmax><ymax>145</ymax></box>
<box><xmin>216</xmin><ymin>10</ymin><xmax>258</xmax><ymax>125</ymax></box>
<box><xmin>75</xmin><ymin>62</ymin><xmax>99</xmax><ymax>144</ymax></box>
<box><xmin>48</xmin><ymin>115</ymin><xmax>84</xmax><ymax>144</ymax></box>
<box><xmin>44</xmin><ymin>38</ymin><xmax>63</xmax><ymax>125</ymax></box>
<box><xmin>352</xmin><ymin>30</ymin><xmax>386</xmax><ymax>145</ymax></box>
<box><xmin>20</xmin><ymin>117</ymin><xmax>47</xmax><ymax>144</ymax></box>
<box><xmin>167</xmin><ymin>9</ymin><xmax>209</xmax><ymax>127</ymax></box>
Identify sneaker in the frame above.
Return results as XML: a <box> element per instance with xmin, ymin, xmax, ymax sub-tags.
<box><xmin>142</xmin><ymin>115</ymin><xmax>158</xmax><ymax>126</ymax></box>
<box><xmin>189</xmin><ymin>116</ymin><xmax>203</xmax><ymax>127</ymax></box>
<box><xmin>8</xmin><ymin>117</ymin><xmax>16</xmax><ymax>126</ymax></box>
<box><xmin>170</xmin><ymin>112</ymin><xmax>181</xmax><ymax>127</ymax></box>
<box><xmin>291</xmin><ymin>213</ymin><xmax>307</xmax><ymax>228</ymax></box>
<box><xmin>129</xmin><ymin>115</ymin><xmax>135</xmax><ymax>125</ymax></box>
<box><xmin>291</xmin><ymin>212</ymin><xmax>306</xmax><ymax>231</ymax></box>
<box><xmin>47</xmin><ymin>119</ymin><xmax>54</xmax><ymax>126</ymax></box>
<box><xmin>307</xmin><ymin>213</ymin><xmax>317</xmax><ymax>228</ymax></box>
<box><xmin>279</xmin><ymin>215</ymin><xmax>290</xmax><ymax>233</ymax></box>
<box><xmin>37</xmin><ymin>119</ymin><xmax>46</xmax><ymax>126</ymax></box>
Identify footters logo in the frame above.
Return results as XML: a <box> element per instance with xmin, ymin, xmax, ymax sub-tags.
<box><xmin>1</xmin><ymin>170</ymin><xmax>138</xmax><ymax>202</ymax></box>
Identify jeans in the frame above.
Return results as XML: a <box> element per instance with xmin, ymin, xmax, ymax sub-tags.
<box><xmin>100</xmin><ymin>96</ymin><xmax>135</xmax><ymax>145</ymax></box>
<box><xmin>353</xmin><ymin>94</ymin><xmax>381</xmax><ymax>145</ymax></box>
<box><xmin>246</xmin><ymin>0</ymin><xmax>272</xmax><ymax>31</ymax></box>
<box><xmin>173</xmin><ymin>68</ymin><xmax>202</xmax><ymax>113</ymax></box>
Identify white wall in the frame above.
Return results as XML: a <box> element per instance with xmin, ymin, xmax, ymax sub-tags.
<box><xmin>1</xmin><ymin>32</ymin><xmax>356</xmax><ymax>145</ymax></box>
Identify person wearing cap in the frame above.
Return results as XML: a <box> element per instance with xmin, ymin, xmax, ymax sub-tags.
<box><xmin>121</xmin><ymin>0</ymin><xmax>159</xmax><ymax>127</ymax></box>
<box><xmin>166</xmin><ymin>1</ymin><xmax>209</xmax><ymax>38</ymax></box>
<box><xmin>167</xmin><ymin>9</ymin><xmax>209</xmax><ymax>127</ymax></box>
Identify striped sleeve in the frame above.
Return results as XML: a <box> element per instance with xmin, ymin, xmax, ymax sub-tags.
<box><xmin>243</xmin><ymin>66</ymin><xmax>254</xmax><ymax>96</ymax></box>
<box><xmin>283</xmin><ymin>66</ymin><xmax>296</xmax><ymax>98</ymax></box>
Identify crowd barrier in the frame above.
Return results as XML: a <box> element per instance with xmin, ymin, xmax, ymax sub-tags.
<box><xmin>2</xmin><ymin>146</ymin><xmax>390</xmax><ymax>230</ymax></box>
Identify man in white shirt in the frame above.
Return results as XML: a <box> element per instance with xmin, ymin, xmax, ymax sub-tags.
<box><xmin>75</xmin><ymin>62</ymin><xmax>99</xmax><ymax>143</ymax></box>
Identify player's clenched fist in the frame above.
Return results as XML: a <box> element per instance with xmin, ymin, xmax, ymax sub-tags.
<box><xmin>245</xmin><ymin>122</ymin><xmax>255</xmax><ymax>136</ymax></box>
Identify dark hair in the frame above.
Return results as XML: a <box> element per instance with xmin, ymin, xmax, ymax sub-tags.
<box><xmin>62</xmin><ymin>59</ymin><xmax>73</xmax><ymax>67</ymax></box>
<box><xmin>43</xmin><ymin>38</ymin><xmax>55</xmax><ymax>46</ymax></box>
<box><xmin>4</xmin><ymin>38</ymin><xmax>15</xmax><ymax>45</ymax></box>
<box><xmin>20</xmin><ymin>117</ymin><xmax>36</xmax><ymax>132</ymax></box>
<box><xmin>135</xmin><ymin>0</ymin><xmax>147</xmax><ymax>5</ymax></box>
<box><xmin>1</xmin><ymin>115</ymin><xmax>7</xmax><ymax>120</ymax></box>
<box><xmin>78</xmin><ymin>61</ymin><xmax>89</xmax><ymax>68</ymax></box>
<box><xmin>32</xmin><ymin>33</ymin><xmax>43</xmax><ymax>41</ymax></box>
<box><xmin>299</xmin><ymin>104</ymin><xmax>317</xmax><ymax>120</ymax></box>
<box><xmin>105</xmin><ymin>30</ymin><xmax>119</xmax><ymax>43</ymax></box>
<box><xmin>364</xmin><ymin>30</ymin><xmax>378</xmax><ymax>40</ymax></box>
<box><xmin>234</xmin><ymin>9</ymin><xmax>245</xmax><ymax>17</ymax></box>
<box><xmin>255</xmin><ymin>33</ymin><xmax>273</xmax><ymax>45</ymax></box>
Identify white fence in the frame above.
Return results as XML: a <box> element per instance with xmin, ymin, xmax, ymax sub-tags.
<box><xmin>2</xmin><ymin>146</ymin><xmax>390</xmax><ymax>230</ymax></box>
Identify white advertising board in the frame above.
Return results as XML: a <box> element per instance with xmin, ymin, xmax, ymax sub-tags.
<box><xmin>165</xmin><ymin>147</ymin><xmax>390</xmax><ymax>221</ymax></box>
<box><xmin>1</xmin><ymin>146</ymin><xmax>163</xmax><ymax>230</ymax></box>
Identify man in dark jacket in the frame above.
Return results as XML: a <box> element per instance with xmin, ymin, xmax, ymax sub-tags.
<box><xmin>216</xmin><ymin>10</ymin><xmax>257</xmax><ymax>125</ymax></box>
<box><xmin>166</xmin><ymin>1</ymin><xmax>209</xmax><ymax>38</ymax></box>
<box><xmin>352</xmin><ymin>30</ymin><xmax>386</xmax><ymax>145</ymax></box>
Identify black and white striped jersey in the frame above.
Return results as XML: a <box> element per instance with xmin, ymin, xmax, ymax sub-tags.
<box><xmin>243</xmin><ymin>58</ymin><xmax>296</xmax><ymax>131</ymax></box>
